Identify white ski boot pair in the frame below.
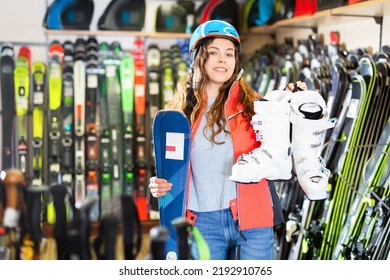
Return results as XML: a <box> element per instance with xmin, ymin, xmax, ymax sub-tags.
<box><xmin>230</xmin><ymin>90</ymin><xmax>336</xmax><ymax>200</ymax></box>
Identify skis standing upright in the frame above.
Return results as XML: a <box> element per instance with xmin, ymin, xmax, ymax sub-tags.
<box><xmin>105</xmin><ymin>42</ymin><xmax>123</xmax><ymax>217</ymax></box>
<box><xmin>146</xmin><ymin>44</ymin><xmax>161</xmax><ymax>219</ymax></box>
<box><xmin>60</xmin><ymin>41</ymin><xmax>75</xmax><ymax>199</ymax></box>
<box><xmin>47</xmin><ymin>42</ymin><xmax>64</xmax><ymax>186</ymax></box>
<box><xmin>98</xmin><ymin>42</ymin><xmax>123</xmax><ymax>217</ymax></box>
<box><xmin>98</xmin><ymin>42</ymin><xmax>112</xmax><ymax>217</ymax></box>
<box><xmin>133</xmin><ymin>37</ymin><xmax>149</xmax><ymax>220</ymax></box>
<box><xmin>14</xmin><ymin>47</ymin><xmax>31</xmax><ymax>178</ymax></box>
<box><xmin>73</xmin><ymin>39</ymin><xmax>87</xmax><ymax>208</ymax></box>
<box><xmin>0</xmin><ymin>44</ymin><xmax>16</xmax><ymax>232</ymax></box>
<box><xmin>160</xmin><ymin>50</ymin><xmax>174</xmax><ymax>107</ymax></box>
<box><xmin>46</xmin><ymin>42</ymin><xmax>64</xmax><ymax>223</ymax></box>
<box><xmin>85</xmin><ymin>37</ymin><xmax>100</xmax><ymax>221</ymax></box>
<box><xmin>1</xmin><ymin>44</ymin><xmax>16</xmax><ymax>172</ymax></box>
<box><xmin>30</xmin><ymin>61</ymin><xmax>46</xmax><ymax>187</ymax></box>
<box><xmin>119</xmin><ymin>52</ymin><xmax>135</xmax><ymax>196</ymax></box>
<box><xmin>319</xmin><ymin>55</ymin><xmax>377</xmax><ymax>259</ymax></box>
<box><xmin>120</xmin><ymin>49</ymin><xmax>144</xmax><ymax>260</ymax></box>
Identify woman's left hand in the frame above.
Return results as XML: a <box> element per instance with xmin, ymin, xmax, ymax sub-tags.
<box><xmin>285</xmin><ymin>81</ymin><xmax>307</xmax><ymax>92</ymax></box>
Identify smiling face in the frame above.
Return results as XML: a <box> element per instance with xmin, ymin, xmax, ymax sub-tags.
<box><xmin>204</xmin><ymin>38</ymin><xmax>236</xmax><ymax>89</ymax></box>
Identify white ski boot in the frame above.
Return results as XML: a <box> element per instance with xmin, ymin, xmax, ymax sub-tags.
<box><xmin>230</xmin><ymin>94</ymin><xmax>293</xmax><ymax>183</ymax></box>
<box><xmin>290</xmin><ymin>91</ymin><xmax>336</xmax><ymax>200</ymax></box>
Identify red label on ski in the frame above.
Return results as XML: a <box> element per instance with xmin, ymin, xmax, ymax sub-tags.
<box><xmin>77</xmin><ymin>104</ymin><xmax>82</xmax><ymax>120</ymax></box>
<box><xmin>136</xmin><ymin>197</ymin><xmax>149</xmax><ymax>220</ymax></box>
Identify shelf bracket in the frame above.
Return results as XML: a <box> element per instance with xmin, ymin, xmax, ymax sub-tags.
<box><xmin>330</xmin><ymin>12</ymin><xmax>383</xmax><ymax>50</ymax></box>
<box><xmin>330</xmin><ymin>12</ymin><xmax>383</xmax><ymax>25</ymax></box>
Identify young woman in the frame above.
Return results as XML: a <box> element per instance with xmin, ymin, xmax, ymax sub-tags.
<box><xmin>148</xmin><ymin>20</ymin><xmax>305</xmax><ymax>260</ymax></box>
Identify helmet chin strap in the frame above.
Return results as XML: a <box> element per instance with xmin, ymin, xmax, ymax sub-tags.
<box><xmin>186</xmin><ymin>78</ymin><xmax>195</xmax><ymax>109</ymax></box>
<box><xmin>236</xmin><ymin>68</ymin><xmax>244</xmax><ymax>81</ymax></box>
<box><xmin>189</xmin><ymin>47</ymin><xmax>198</xmax><ymax>75</ymax></box>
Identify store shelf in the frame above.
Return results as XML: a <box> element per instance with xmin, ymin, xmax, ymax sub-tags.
<box><xmin>331</xmin><ymin>0</ymin><xmax>389</xmax><ymax>17</ymax></box>
<box><xmin>44</xmin><ymin>29</ymin><xmax>192</xmax><ymax>39</ymax></box>
<box><xmin>243</xmin><ymin>0</ymin><xmax>389</xmax><ymax>36</ymax></box>
<box><xmin>44</xmin><ymin>1</ymin><xmax>389</xmax><ymax>42</ymax></box>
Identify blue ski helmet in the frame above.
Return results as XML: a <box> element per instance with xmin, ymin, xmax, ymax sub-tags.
<box><xmin>189</xmin><ymin>20</ymin><xmax>241</xmax><ymax>53</ymax></box>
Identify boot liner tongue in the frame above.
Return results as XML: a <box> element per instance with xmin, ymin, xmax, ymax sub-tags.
<box><xmin>299</xmin><ymin>103</ymin><xmax>323</xmax><ymax>120</ymax></box>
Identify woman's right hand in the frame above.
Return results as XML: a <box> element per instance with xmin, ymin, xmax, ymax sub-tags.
<box><xmin>148</xmin><ymin>176</ymin><xmax>172</xmax><ymax>198</ymax></box>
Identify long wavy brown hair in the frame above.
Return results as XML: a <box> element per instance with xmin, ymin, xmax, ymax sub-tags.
<box><xmin>166</xmin><ymin>37</ymin><xmax>260</xmax><ymax>144</ymax></box>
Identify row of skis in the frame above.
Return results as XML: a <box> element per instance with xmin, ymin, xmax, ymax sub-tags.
<box><xmin>0</xmin><ymin>32</ymin><xmax>389</xmax><ymax>260</ymax></box>
<box><xmin>0</xmin><ymin>37</ymin><xmax>190</xmax><ymax>259</ymax></box>
<box><xmin>0</xmin><ymin>168</ymin><xmax>210</xmax><ymax>260</ymax></box>
<box><xmin>245</xmin><ymin>33</ymin><xmax>390</xmax><ymax>260</ymax></box>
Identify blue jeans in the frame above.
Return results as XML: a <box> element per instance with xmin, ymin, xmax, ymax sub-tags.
<box><xmin>190</xmin><ymin>209</ymin><xmax>274</xmax><ymax>260</ymax></box>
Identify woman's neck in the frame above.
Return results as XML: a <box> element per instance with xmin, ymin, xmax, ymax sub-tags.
<box><xmin>205</xmin><ymin>82</ymin><xmax>221</xmax><ymax>98</ymax></box>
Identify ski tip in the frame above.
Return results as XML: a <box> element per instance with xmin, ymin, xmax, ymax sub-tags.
<box><xmin>166</xmin><ymin>251</ymin><xmax>177</xmax><ymax>260</ymax></box>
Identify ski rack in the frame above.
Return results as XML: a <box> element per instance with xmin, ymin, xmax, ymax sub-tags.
<box><xmin>330</xmin><ymin>10</ymin><xmax>383</xmax><ymax>26</ymax></box>
<box><xmin>335</xmin><ymin>143</ymin><xmax>390</xmax><ymax>211</ymax></box>
<box><xmin>330</xmin><ymin>13</ymin><xmax>383</xmax><ymax>25</ymax></box>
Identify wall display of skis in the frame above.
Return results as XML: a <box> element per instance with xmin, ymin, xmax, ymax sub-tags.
<box><xmin>0</xmin><ymin>38</ymin><xmax>154</xmax><ymax>259</ymax></box>
<box><xmin>246</xmin><ymin>34</ymin><xmax>390</xmax><ymax>260</ymax></box>
<box><xmin>1</xmin><ymin>31</ymin><xmax>389</xmax><ymax>260</ymax></box>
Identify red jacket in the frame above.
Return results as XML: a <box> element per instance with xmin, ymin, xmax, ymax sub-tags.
<box><xmin>186</xmin><ymin>81</ymin><xmax>274</xmax><ymax>230</ymax></box>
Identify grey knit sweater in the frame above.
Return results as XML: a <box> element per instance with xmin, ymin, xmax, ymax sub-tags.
<box><xmin>188</xmin><ymin>97</ymin><xmax>237</xmax><ymax>212</ymax></box>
